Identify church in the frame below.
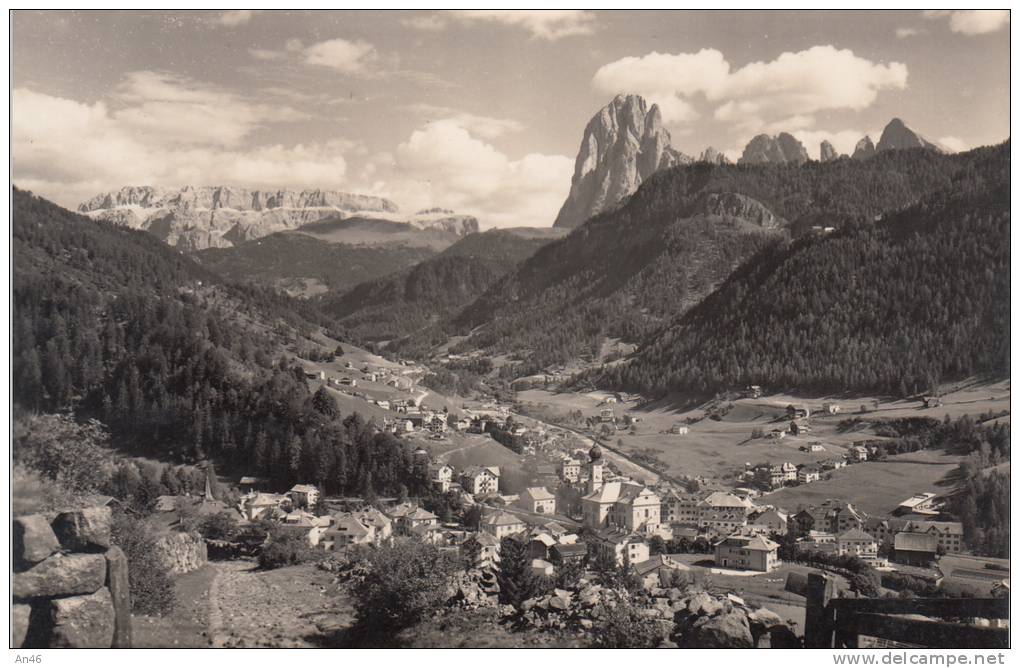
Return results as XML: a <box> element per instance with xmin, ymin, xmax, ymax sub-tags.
<box><xmin>580</xmin><ymin>445</ymin><xmax>661</xmax><ymax>534</ymax></box>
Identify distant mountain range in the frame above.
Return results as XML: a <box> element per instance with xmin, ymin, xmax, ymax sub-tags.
<box><xmin>78</xmin><ymin>185</ymin><xmax>478</xmax><ymax>251</ymax></box>
<box><xmin>21</xmin><ymin>91</ymin><xmax>1004</xmax><ymax>402</ymax></box>
<box><xmin>551</xmin><ymin>94</ymin><xmax>946</xmax><ymax>231</ymax></box>
<box><xmin>737</xmin><ymin>118</ymin><xmax>943</xmax><ymax>166</ymax></box>
<box><xmin>438</xmin><ymin>142</ymin><xmax>1000</xmax><ymax>375</ymax></box>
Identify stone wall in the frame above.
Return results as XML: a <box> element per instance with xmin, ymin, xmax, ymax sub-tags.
<box><xmin>12</xmin><ymin>506</ymin><xmax>131</xmax><ymax>648</ymax></box>
<box><xmin>154</xmin><ymin>530</ymin><xmax>208</xmax><ymax>574</ymax></box>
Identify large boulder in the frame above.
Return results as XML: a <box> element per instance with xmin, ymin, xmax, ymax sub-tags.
<box><xmin>686</xmin><ymin>591</ymin><xmax>722</xmax><ymax>617</ymax></box>
<box><xmin>682</xmin><ymin>609</ymin><xmax>754</xmax><ymax>648</ymax></box>
<box><xmin>748</xmin><ymin>606</ymin><xmax>784</xmax><ymax>629</ymax></box>
<box><xmin>48</xmin><ymin>588</ymin><xmax>116</xmax><ymax>648</ymax></box>
<box><xmin>11</xmin><ymin>604</ymin><xmax>32</xmax><ymax>648</ymax></box>
<box><xmin>104</xmin><ymin>547</ymin><xmax>132</xmax><ymax>648</ymax></box>
<box><xmin>13</xmin><ymin>554</ymin><xmax>107</xmax><ymax>599</ymax></box>
<box><xmin>548</xmin><ymin>594</ymin><xmax>571</xmax><ymax>611</ymax></box>
<box><xmin>13</xmin><ymin>515</ymin><xmax>61</xmax><ymax>567</ymax></box>
<box><xmin>52</xmin><ymin>507</ymin><xmax>112</xmax><ymax>552</ymax></box>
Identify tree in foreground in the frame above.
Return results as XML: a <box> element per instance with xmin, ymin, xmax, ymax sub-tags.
<box><xmin>352</xmin><ymin>539</ymin><xmax>462</xmax><ymax>633</ymax></box>
<box><xmin>110</xmin><ymin>511</ymin><xmax>177</xmax><ymax>615</ymax></box>
<box><xmin>498</xmin><ymin>535</ymin><xmax>548</xmax><ymax>608</ymax></box>
<box><xmin>590</xmin><ymin>595</ymin><xmax>666</xmax><ymax>648</ymax></box>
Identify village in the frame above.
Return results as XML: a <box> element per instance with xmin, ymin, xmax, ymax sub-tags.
<box><xmin>94</xmin><ymin>339</ymin><xmax>1006</xmax><ymax>648</ymax></box>
<box><xmin>196</xmin><ymin>354</ymin><xmax>1007</xmax><ymax>614</ymax></box>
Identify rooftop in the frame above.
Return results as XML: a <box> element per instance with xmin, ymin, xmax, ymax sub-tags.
<box><xmin>894</xmin><ymin>531</ymin><xmax>939</xmax><ymax>553</ymax></box>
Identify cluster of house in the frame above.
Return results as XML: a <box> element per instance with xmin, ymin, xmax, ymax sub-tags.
<box><xmin>381</xmin><ymin>408</ymin><xmax>451</xmax><ymax>435</ymax></box>
<box><xmin>653</xmin><ymin>481</ymin><xmax>967</xmax><ymax>573</ymax></box>
<box><xmin>788</xmin><ymin>498</ymin><xmax>964</xmax><ymax>566</ymax></box>
<box><xmin>744</xmin><ymin>442</ymin><xmax>870</xmax><ymax>492</ymax></box>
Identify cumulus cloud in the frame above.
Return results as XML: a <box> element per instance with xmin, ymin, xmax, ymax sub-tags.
<box><xmin>12</xmin><ymin>78</ymin><xmax>346</xmax><ymax>208</ymax></box>
<box><xmin>924</xmin><ymin>10</ymin><xmax>1009</xmax><ymax>35</ymax></box>
<box><xmin>215</xmin><ymin>10</ymin><xmax>254</xmax><ymax>27</ymax></box>
<box><xmin>12</xmin><ymin>77</ymin><xmax>567</xmax><ymax>228</ymax></box>
<box><xmin>593</xmin><ymin>45</ymin><xmax>908</xmax><ymax>129</ymax></box>
<box><xmin>938</xmin><ymin>136</ymin><xmax>969</xmax><ymax>153</ymax></box>
<box><xmin>109</xmin><ymin>71</ymin><xmax>307</xmax><ymax>147</ymax></box>
<box><xmin>304</xmin><ymin>38</ymin><xmax>377</xmax><ymax>73</ymax></box>
<box><xmin>448</xmin><ymin>10</ymin><xmax>595</xmax><ymax>40</ymax></box>
<box><xmin>895</xmin><ymin>27</ymin><xmax>922</xmax><ymax>38</ymax></box>
<box><xmin>378</xmin><ymin>120</ymin><xmax>573</xmax><ymax>228</ymax></box>
<box><xmin>404</xmin><ymin>103</ymin><xmax>525</xmax><ymax>139</ymax></box>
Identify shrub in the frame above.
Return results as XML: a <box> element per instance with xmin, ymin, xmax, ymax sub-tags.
<box><xmin>351</xmin><ymin>539</ymin><xmax>462</xmax><ymax>632</ymax></box>
<box><xmin>590</xmin><ymin>596</ymin><xmax>666</xmax><ymax>648</ymax></box>
<box><xmin>195</xmin><ymin>511</ymin><xmax>240</xmax><ymax>541</ymax></box>
<box><xmin>110</xmin><ymin>511</ymin><xmax>176</xmax><ymax>615</ymax></box>
<box><xmin>257</xmin><ymin>525</ymin><xmax>318</xmax><ymax>569</ymax></box>
<box><xmin>13</xmin><ymin>413</ymin><xmax>111</xmax><ymax>495</ymax></box>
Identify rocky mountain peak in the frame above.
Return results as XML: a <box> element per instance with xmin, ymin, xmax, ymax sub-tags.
<box><xmin>738</xmin><ymin>133</ymin><xmax>809</xmax><ymax>165</ymax></box>
<box><xmin>77</xmin><ymin>185</ymin><xmax>477</xmax><ymax>251</ymax></box>
<box><xmin>553</xmin><ymin>94</ymin><xmax>692</xmax><ymax>229</ymax></box>
<box><xmin>876</xmin><ymin>118</ymin><xmax>941</xmax><ymax>152</ymax></box>
<box><xmin>852</xmin><ymin>136</ymin><xmax>876</xmax><ymax>160</ymax></box>
<box><xmin>819</xmin><ymin>141</ymin><xmax>838</xmax><ymax>162</ymax></box>
<box><xmin>698</xmin><ymin>147</ymin><xmax>731</xmax><ymax>165</ymax></box>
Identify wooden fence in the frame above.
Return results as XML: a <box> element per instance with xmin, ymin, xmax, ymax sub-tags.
<box><xmin>804</xmin><ymin>572</ymin><xmax>1009</xmax><ymax>648</ymax></box>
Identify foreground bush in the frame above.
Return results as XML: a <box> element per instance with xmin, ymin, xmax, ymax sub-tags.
<box><xmin>110</xmin><ymin>511</ymin><xmax>177</xmax><ymax>615</ymax></box>
<box><xmin>351</xmin><ymin>540</ymin><xmax>462</xmax><ymax>632</ymax></box>
<box><xmin>591</xmin><ymin>596</ymin><xmax>666</xmax><ymax>648</ymax></box>
<box><xmin>257</xmin><ymin>525</ymin><xmax>319</xmax><ymax>569</ymax></box>
<box><xmin>195</xmin><ymin>510</ymin><xmax>240</xmax><ymax>541</ymax></box>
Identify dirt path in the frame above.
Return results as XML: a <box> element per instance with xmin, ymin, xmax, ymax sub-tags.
<box><xmin>132</xmin><ymin>564</ymin><xmax>217</xmax><ymax>648</ymax></box>
<box><xmin>207</xmin><ymin>560</ymin><xmax>356</xmax><ymax>648</ymax></box>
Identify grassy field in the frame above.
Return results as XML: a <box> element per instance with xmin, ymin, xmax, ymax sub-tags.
<box><xmin>516</xmin><ymin>380</ymin><xmax>1008</xmax><ymax>513</ymax></box>
<box><xmin>443</xmin><ymin>434</ymin><xmax>525</xmax><ymax>470</ymax></box>
<box><xmin>760</xmin><ymin>450</ymin><xmax>964</xmax><ymax>516</ymax></box>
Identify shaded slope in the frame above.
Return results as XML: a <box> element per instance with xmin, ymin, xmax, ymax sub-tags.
<box><xmin>319</xmin><ymin>228</ymin><xmax>562</xmax><ymax>349</ymax></box>
<box><xmin>600</xmin><ymin>142</ymin><xmax>1010</xmax><ymax>397</ymax></box>
<box><xmin>450</xmin><ymin>147</ymin><xmax>980</xmax><ymax>371</ymax></box>
<box><xmin>194</xmin><ymin>232</ymin><xmax>436</xmax><ymax>296</ymax></box>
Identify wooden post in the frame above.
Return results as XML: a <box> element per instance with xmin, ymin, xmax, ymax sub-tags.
<box><xmin>804</xmin><ymin>572</ymin><xmax>835</xmax><ymax>648</ymax></box>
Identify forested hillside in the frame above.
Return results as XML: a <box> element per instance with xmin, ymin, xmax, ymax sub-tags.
<box><xmin>195</xmin><ymin>232</ymin><xmax>436</xmax><ymax>296</ymax></box>
<box><xmin>12</xmin><ymin>189</ymin><xmax>427</xmax><ymax>497</ymax></box>
<box><xmin>599</xmin><ymin>142</ymin><xmax>1010</xmax><ymax>397</ymax></box>
<box><xmin>319</xmin><ymin>228</ymin><xmax>561</xmax><ymax>353</ymax></box>
<box><xmin>449</xmin><ymin>146</ymin><xmax>982</xmax><ymax>372</ymax></box>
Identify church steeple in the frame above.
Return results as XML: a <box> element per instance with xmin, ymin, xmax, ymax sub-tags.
<box><xmin>586</xmin><ymin>445</ymin><xmax>604</xmax><ymax>495</ymax></box>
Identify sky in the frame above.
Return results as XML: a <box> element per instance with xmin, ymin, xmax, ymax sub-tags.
<box><xmin>11</xmin><ymin>9</ymin><xmax>1011</xmax><ymax>229</ymax></box>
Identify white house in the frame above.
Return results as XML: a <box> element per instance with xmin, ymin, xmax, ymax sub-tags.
<box><xmin>288</xmin><ymin>484</ymin><xmax>320</xmax><ymax>509</ymax></box>
<box><xmin>460</xmin><ymin>466</ymin><xmax>499</xmax><ymax>496</ymax></box>
<box><xmin>481</xmin><ymin>512</ymin><xmax>526</xmax><ymax>539</ymax></box>
<box><xmin>518</xmin><ymin>487</ymin><xmax>556</xmax><ymax>514</ymax></box>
